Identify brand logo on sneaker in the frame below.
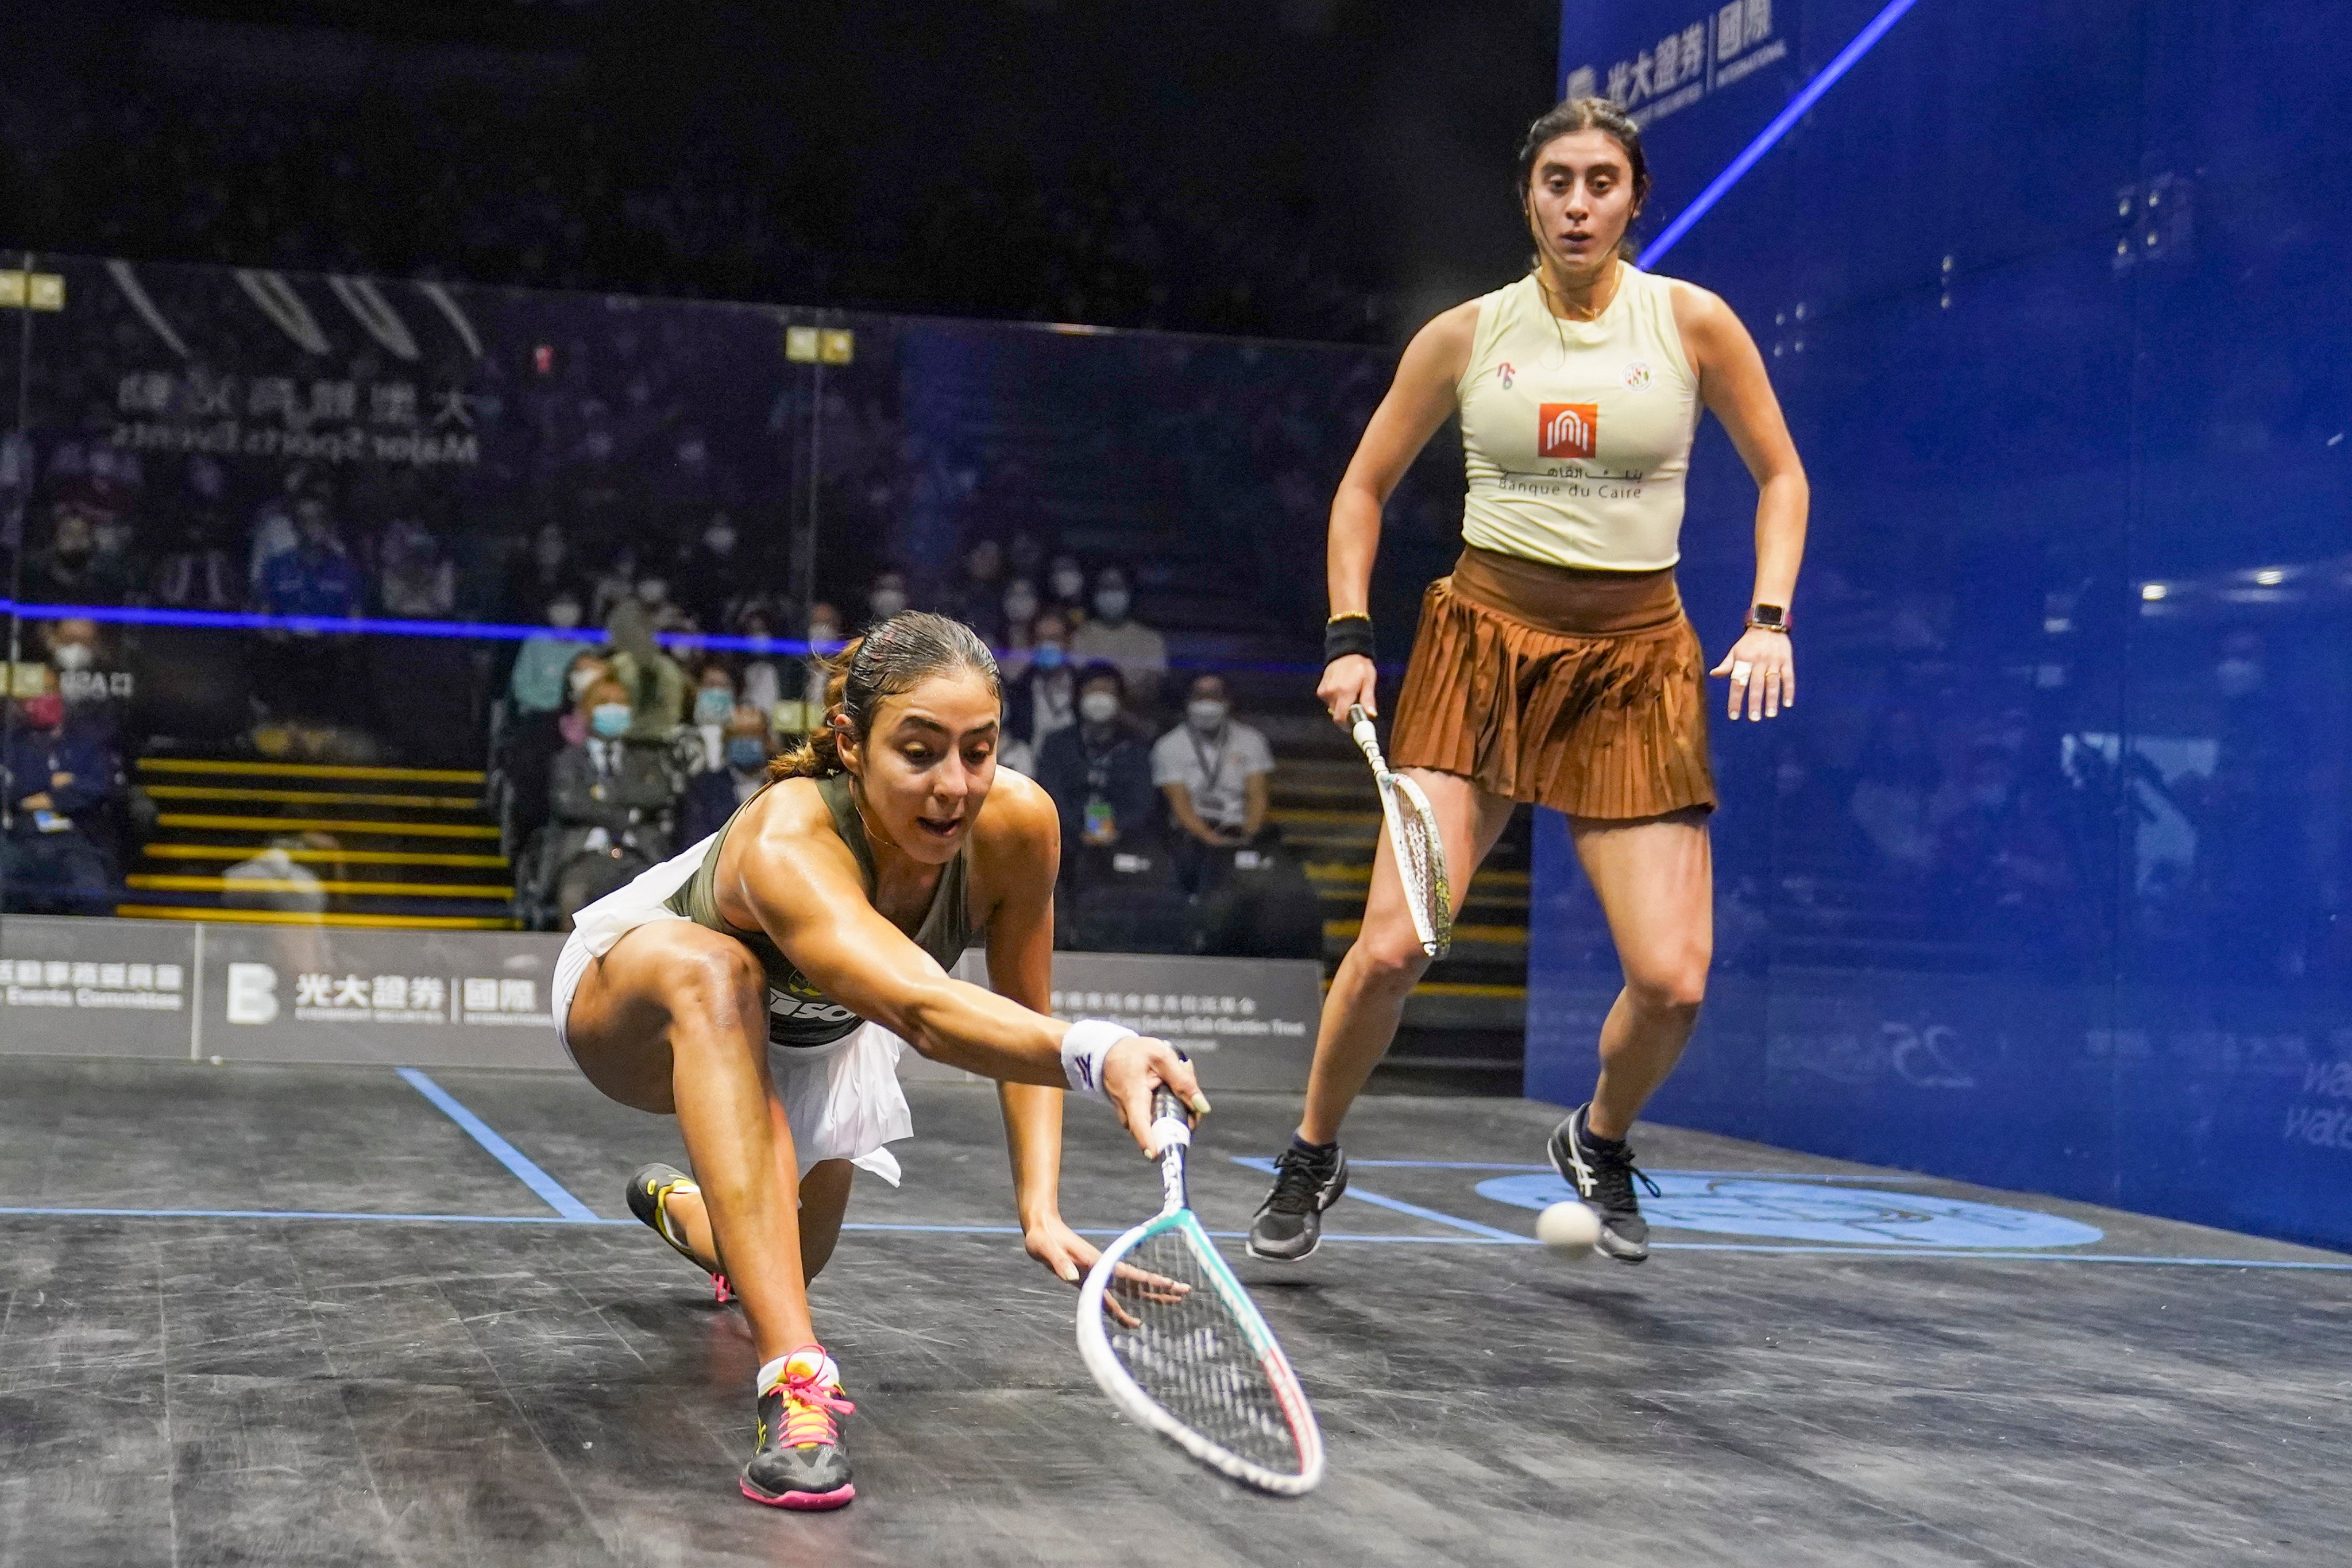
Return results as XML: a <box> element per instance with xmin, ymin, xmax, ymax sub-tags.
<box><xmin>1538</xmin><ymin>403</ymin><xmax>1598</xmax><ymax>458</ymax></box>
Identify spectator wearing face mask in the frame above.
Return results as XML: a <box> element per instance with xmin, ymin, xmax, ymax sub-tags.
<box><xmin>795</xmin><ymin>603</ymin><xmax>845</xmax><ymax>719</ymax></box>
<box><xmin>863</xmin><ymin>569</ymin><xmax>910</xmax><ymax>628</ymax></box>
<box><xmin>535</xmin><ymin>675</ymin><xmax>679</xmax><ymax>926</ymax></box>
<box><xmin>1070</xmin><ymin>565</ymin><xmax>1168</xmax><ymax>709</ymax></box>
<box><xmin>508</xmin><ymin>522</ymin><xmax>588</xmax><ymax>620</ymax></box>
<box><xmin>1153</xmin><ymin>673</ymin><xmax>1273</xmax><ymax>889</ymax></box>
<box><xmin>678</xmin><ymin>511</ymin><xmax>745</xmax><ymax>629</ymax></box>
<box><xmin>2</xmin><ymin>681</ymin><xmax>124</xmax><ymax>915</ymax></box>
<box><xmin>632</xmin><ymin>574</ymin><xmax>696</xmax><ymax>636</ymax></box>
<box><xmin>503</xmin><ymin>600</ymin><xmax>596</xmax><ymax>849</ymax></box>
<box><xmin>1008</xmin><ymin>610</ymin><xmax>1078</xmax><ymax>754</ymax></box>
<box><xmin>1037</xmin><ymin>664</ymin><xmax>1161</xmax><ymax>870</ymax></box>
<box><xmin>1044</xmin><ymin>553</ymin><xmax>1090</xmax><ymax>627</ymax></box>
<box><xmin>733</xmin><ymin>604</ymin><xmax>789</xmax><ymax>717</ymax></box>
<box><xmin>999</xmin><ymin>577</ymin><xmax>1042</xmax><ymax>660</ymax></box>
<box><xmin>677</xmin><ymin>704</ymin><xmax>775</xmax><ymax>847</ymax></box>
<box><xmin>686</xmin><ymin>662</ymin><xmax>740</xmax><ymax>773</ymax></box>
<box><xmin>376</xmin><ymin>515</ymin><xmax>457</xmax><ymax>619</ymax></box>
<box><xmin>557</xmin><ymin>652</ymin><xmax>613</xmax><ymax>746</ymax></box>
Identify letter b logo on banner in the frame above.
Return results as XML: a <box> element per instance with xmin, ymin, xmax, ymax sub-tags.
<box><xmin>226</xmin><ymin>963</ymin><xmax>279</xmax><ymax>1025</ymax></box>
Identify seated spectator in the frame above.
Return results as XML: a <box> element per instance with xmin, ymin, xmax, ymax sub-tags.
<box><xmin>539</xmin><ymin>675</ymin><xmax>679</xmax><ymax>925</ymax></box>
<box><xmin>256</xmin><ymin>496</ymin><xmax>362</xmax><ymax>620</ymax></box>
<box><xmin>686</xmin><ymin>662</ymin><xmax>739</xmax><ymax>774</ymax></box>
<box><xmin>1037</xmin><ymin>663</ymin><xmax>1161</xmax><ymax>876</ymax></box>
<box><xmin>511</xmin><ymin>592</ymin><xmax>589</xmax><ymax>720</ymax></box>
<box><xmin>376</xmin><ymin>516</ymin><xmax>457</xmax><ymax>619</ymax></box>
<box><xmin>1</xmin><ymin>679</ymin><xmax>122</xmax><ymax>916</ymax></box>
<box><xmin>22</xmin><ymin>499</ymin><xmax>137</xmax><ymax>607</ymax></box>
<box><xmin>999</xmin><ymin>577</ymin><xmax>1041</xmax><ymax>663</ymax></box>
<box><xmin>1071</xmin><ymin>565</ymin><xmax>1168</xmax><ymax>708</ymax></box>
<box><xmin>678</xmin><ymin>704</ymin><xmax>775</xmax><ymax>846</ymax></box>
<box><xmin>558</xmin><ymin>651</ymin><xmax>614</xmax><ymax>746</ymax></box>
<box><xmin>43</xmin><ymin>619</ymin><xmax>119</xmax><ymax>739</ymax></box>
<box><xmin>1007</xmin><ymin>611</ymin><xmax>1077</xmax><ymax>755</ymax></box>
<box><xmin>1044</xmin><ymin>554</ymin><xmax>1090</xmax><ymax>628</ymax></box>
<box><xmin>603</xmin><ymin>599</ymin><xmax>688</xmax><ymax>746</ymax></box>
<box><xmin>151</xmin><ymin>457</ymin><xmax>240</xmax><ymax>611</ymax></box>
<box><xmin>632</xmin><ymin>574</ymin><xmax>697</xmax><ymax>636</ymax></box>
<box><xmin>863</xmin><ymin>569</ymin><xmax>910</xmax><ymax>627</ymax></box>
<box><xmin>221</xmin><ymin>833</ymin><xmax>332</xmax><ymax>915</ymax></box>
<box><xmin>1153</xmin><ymin>672</ymin><xmax>1273</xmax><ymax>891</ymax></box>
<box><xmin>733</xmin><ymin>603</ymin><xmax>790</xmax><ymax>717</ymax></box>
<box><xmin>943</xmin><ymin>535</ymin><xmax>1007</xmax><ymax>645</ymax></box>
<box><xmin>507</xmin><ymin>522</ymin><xmax>588</xmax><ymax>620</ymax></box>
<box><xmin>677</xmin><ymin>511</ymin><xmax>747</xmax><ymax>630</ymax></box>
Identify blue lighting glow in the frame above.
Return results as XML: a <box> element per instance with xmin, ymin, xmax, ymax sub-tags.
<box><xmin>0</xmin><ymin>596</ymin><xmax>825</xmax><ymax>656</ymax></box>
<box><xmin>1637</xmin><ymin>0</ymin><xmax>1925</xmax><ymax>268</ymax></box>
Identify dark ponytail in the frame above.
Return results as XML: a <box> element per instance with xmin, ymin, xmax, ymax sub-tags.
<box><xmin>770</xmin><ymin>611</ymin><xmax>1002</xmax><ymax>780</ymax></box>
<box><xmin>1516</xmin><ymin>95</ymin><xmax>1652</xmax><ymax>260</ymax></box>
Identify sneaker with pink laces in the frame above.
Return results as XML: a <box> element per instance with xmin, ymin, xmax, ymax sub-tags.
<box><xmin>740</xmin><ymin>1345</ymin><xmax>855</xmax><ymax>1509</ymax></box>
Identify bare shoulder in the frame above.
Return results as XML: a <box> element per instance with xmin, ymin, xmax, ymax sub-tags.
<box><xmin>1662</xmin><ymin>277</ymin><xmax>1746</xmax><ymax>354</ymax></box>
<box><xmin>1401</xmin><ymin>298</ymin><xmax>1483</xmax><ymax>383</ymax></box>
<box><xmin>721</xmin><ymin>775</ymin><xmax>857</xmax><ymax>886</ymax></box>
<box><xmin>974</xmin><ymin>767</ymin><xmax>1059</xmax><ymax>860</ymax></box>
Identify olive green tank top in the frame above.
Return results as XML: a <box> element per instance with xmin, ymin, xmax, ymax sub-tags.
<box><xmin>663</xmin><ymin>771</ymin><xmax>975</xmax><ymax>1049</ymax></box>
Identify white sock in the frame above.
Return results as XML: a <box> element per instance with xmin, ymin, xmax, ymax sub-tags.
<box><xmin>757</xmin><ymin>1346</ymin><xmax>839</xmax><ymax>1394</ymax></box>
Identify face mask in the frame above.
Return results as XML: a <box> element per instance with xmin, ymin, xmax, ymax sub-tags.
<box><xmin>695</xmin><ymin>689</ymin><xmax>734</xmax><ymax>725</ymax></box>
<box><xmin>52</xmin><ymin>644</ymin><xmax>94</xmax><ymax>672</ymax></box>
<box><xmin>704</xmin><ymin>526</ymin><xmax>736</xmax><ymax>554</ymax></box>
<box><xmin>567</xmin><ymin>666</ymin><xmax>600</xmax><ymax>698</ymax></box>
<box><xmin>1093</xmin><ymin>589</ymin><xmax>1130</xmax><ymax>621</ymax></box>
<box><xmin>589</xmin><ymin>703</ymin><xmax>632</xmax><ymax>739</ymax></box>
<box><xmin>727</xmin><ymin>737</ymin><xmax>767</xmax><ymax>771</ymax></box>
<box><xmin>1003</xmin><ymin>589</ymin><xmax>1038</xmax><ymax>622</ymax></box>
<box><xmin>1032</xmin><ymin>642</ymin><xmax>1067</xmax><ymax>671</ymax></box>
<box><xmin>870</xmin><ymin>589</ymin><xmax>907</xmax><ymax>619</ymax></box>
<box><xmin>1079</xmin><ymin>690</ymin><xmax>1120</xmax><ymax>725</ymax></box>
<box><xmin>547</xmin><ymin>602</ymin><xmax>582</xmax><ymax>630</ymax></box>
<box><xmin>635</xmin><ymin>578</ymin><xmax>669</xmax><ymax>605</ymax></box>
<box><xmin>1051</xmin><ymin>569</ymin><xmax>1085</xmax><ymax>599</ymax></box>
<box><xmin>1188</xmin><ymin>699</ymin><xmax>1229</xmax><ymax>732</ymax></box>
<box><xmin>2216</xmin><ymin>658</ymin><xmax>2262</xmax><ymax>697</ymax></box>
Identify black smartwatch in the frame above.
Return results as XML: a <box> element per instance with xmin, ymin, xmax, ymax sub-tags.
<box><xmin>1747</xmin><ymin>603</ymin><xmax>1789</xmax><ymax>632</ymax></box>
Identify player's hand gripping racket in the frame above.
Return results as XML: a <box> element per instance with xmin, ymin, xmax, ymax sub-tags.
<box><xmin>1347</xmin><ymin>703</ymin><xmax>1451</xmax><ymax>958</ymax></box>
<box><xmin>1077</xmin><ymin>1088</ymin><xmax>1325</xmax><ymax>1496</ymax></box>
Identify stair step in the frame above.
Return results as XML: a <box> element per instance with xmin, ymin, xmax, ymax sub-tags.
<box><xmin>153</xmin><ymin>813</ymin><xmax>501</xmax><ymax>840</ymax></box>
<box><xmin>115</xmin><ymin>904</ymin><xmax>517</xmax><ymax>930</ymax></box>
<box><xmin>139</xmin><ymin>845</ymin><xmax>509</xmax><ymax>868</ymax></box>
<box><xmin>125</xmin><ymin>875</ymin><xmax>515</xmax><ymax>900</ymax></box>
<box><xmin>138</xmin><ymin>758</ymin><xmax>485</xmax><ymax>785</ymax></box>
<box><xmin>142</xmin><ymin>785</ymin><xmax>485</xmax><ymax>810</ymax></box>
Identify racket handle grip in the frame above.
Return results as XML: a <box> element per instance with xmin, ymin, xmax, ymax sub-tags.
<box><xmin>1149</xmin><ymin>1084</ymin><xmax>1191</xmax><ymax>1154</ymax></box>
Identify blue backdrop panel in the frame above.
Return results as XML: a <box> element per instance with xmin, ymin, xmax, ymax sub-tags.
<box><xmin>1531</xmin><ymin>0</ymin><xmax>2352</xmax><ymax>1250</ymax></box>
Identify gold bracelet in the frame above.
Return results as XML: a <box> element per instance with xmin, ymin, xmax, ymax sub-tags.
<box><xmin>1326</xmin><ymin>611</ymin><xmax>1371</xmax><ymax>625</ymax></box>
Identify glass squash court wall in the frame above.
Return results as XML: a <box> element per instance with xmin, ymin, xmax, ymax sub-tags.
<box><xmin>1532</xmin><ymin>0</ymin><xmax>2352</xmax><ymax>1248</ymax></box>
<box><xmin>0</xmin><ymin>252</ymin><xmax>1462</xmax><ymax>966</ymax></box>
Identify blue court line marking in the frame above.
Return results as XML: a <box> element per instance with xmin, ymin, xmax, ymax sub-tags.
<box><xmin>1349</xmin><ymin>1160</ymin><xmax>1939</xmax><ymax>1181</ymax></box>
<box><xmin>2</xmin><ymin>1206</ymin><xmax>2347</xmax><ymax>1268</ymax></box>
<box><xmin>395</xmin><ymin>1067</ymin><xmax>598</xmax><ymax>1222</ymax></box>
<box><xmin>1637</xmin><ymin>0</ymin><xmax>1926</xmax><ymax>268</ymax></box>
<box><xmin>1229</xmin><ymin>1155</ymin><xmax>1528</xmax><ymax>1242</ymax></box>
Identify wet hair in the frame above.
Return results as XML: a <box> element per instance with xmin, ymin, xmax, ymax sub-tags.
<box><xmin>770</xmin><ymin>611</ymin><xmax>1002</xmax><ymax>780</ymax></box>
<box><xmin>1516</xmin><ymin>96</ymin><xmax>1652</xmax><ymax>257</ymax></box>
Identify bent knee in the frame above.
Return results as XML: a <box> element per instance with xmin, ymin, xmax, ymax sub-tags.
<box><xmin>1623</xmin><ymin>951</ymin><xmax>1710</xmax><ymax>1015</ymax></box>
<box><xmin>1347</xmin><ymin>928</ymin><xmax>1435</xmax><ymax>992</ymax></box>
<box><xmin>668</xmin><ymin>940</ymin><xmax>767</xmax><ymax>1024</ymax></box>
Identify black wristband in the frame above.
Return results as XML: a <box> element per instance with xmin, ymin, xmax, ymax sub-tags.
<box><xmin>1324</xmin><ymin>616</ymin><xmax>1376</xmax><ymax>665</ymax></box>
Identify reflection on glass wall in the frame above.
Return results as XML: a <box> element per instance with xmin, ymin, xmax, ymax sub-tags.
<box><xmin>0</xmin><ymin>254</ymin><xmax>1476</xmax><ymax>1002</ymax></box>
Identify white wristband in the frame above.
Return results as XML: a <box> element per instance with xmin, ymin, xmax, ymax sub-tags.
<box><xmin>1059</xmin><ymin>1018</ymin><xmax>1133</xmax><ymax>1099</ymax></box>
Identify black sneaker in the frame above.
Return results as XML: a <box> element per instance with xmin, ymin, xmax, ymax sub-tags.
<box><xmin>1246</xmin><ymin>1138</ymin><xmax>1349</xmax><ymax>1261</ymax></box>
<box><xmin>626</xmin><ymin>1163</ymin><xmax>733</xmax><ymax>1303</ymax></box>
<box><xmin>1546</xmin><ymin>1104</ymin><xmax>1662</xmax><ymax>1264</ymax></box>
<box><xmin>740</xmin><ymin>1346</ymin><xmax>856</xmax><ymax>1511</ymax></box>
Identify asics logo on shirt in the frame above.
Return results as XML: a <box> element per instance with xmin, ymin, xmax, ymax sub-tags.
<box><xmin>1538</xmin><ymin>403</ymin><xmax>1598</xmax><ymax>459</ymax></box>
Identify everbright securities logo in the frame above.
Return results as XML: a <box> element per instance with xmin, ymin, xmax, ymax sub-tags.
<box><xmin>1538</xmin><ymin>403</ymin><xmax>1598</xmax><ymax>459</ymax></box>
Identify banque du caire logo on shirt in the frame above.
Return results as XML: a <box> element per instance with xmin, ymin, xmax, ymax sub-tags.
<box><xmin>1538</xmin><ymin>403</ymin><xmax>1599</xmax><ymax>460</ymax></box>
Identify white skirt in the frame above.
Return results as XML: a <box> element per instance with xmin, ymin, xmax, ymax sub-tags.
<box><xmin>551</xmin><ymin>835</ymin><xmax>913</xmax><ymax>1186</ymax></box>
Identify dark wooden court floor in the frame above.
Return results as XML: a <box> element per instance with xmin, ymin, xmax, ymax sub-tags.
<box><xmin>2</xmin><ymin>1057</ymin><xmax>2347</xmax><ymax>1566</ymax></box>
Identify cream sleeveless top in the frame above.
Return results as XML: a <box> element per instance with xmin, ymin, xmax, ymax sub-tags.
<box><xmin>1455</xmin><ymin>267</ymin><xmax>1700</xmax><ymax>573</ymax></box>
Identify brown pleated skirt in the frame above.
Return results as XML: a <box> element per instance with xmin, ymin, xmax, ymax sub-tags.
<box><xmin>1388</xmin><ymin>546</ymin><xmax>1716</xmax><ymax>820</ymax></box>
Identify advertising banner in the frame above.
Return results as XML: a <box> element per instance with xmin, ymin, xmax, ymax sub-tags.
<box><xmin>2</xmin><ymin>918</ymin><xmax>1320</xmax><ymax>1091</ymax></box>
<box><xmin>0</xmin><ymin>914</ymin><xmax>198</xmax><ymax>1059</ymax></box>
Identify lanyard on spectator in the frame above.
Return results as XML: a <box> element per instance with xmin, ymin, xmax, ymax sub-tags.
<box><xmin>1187</xmin><ymin>725</ymin><xmax>1232</xmax><ymax>805</ymax></box>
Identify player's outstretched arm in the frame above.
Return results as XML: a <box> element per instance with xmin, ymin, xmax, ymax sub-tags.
<box><xmin>737</xmin><ymin>783</ymin><xmax>1204</xmax><ymax>1153</ymax></box>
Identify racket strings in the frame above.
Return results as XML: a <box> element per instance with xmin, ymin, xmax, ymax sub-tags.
<box><xmin>1108</xmin><ymin>1228</ymin><xmax>1304</xmax><ymax>1476</ymax></box>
